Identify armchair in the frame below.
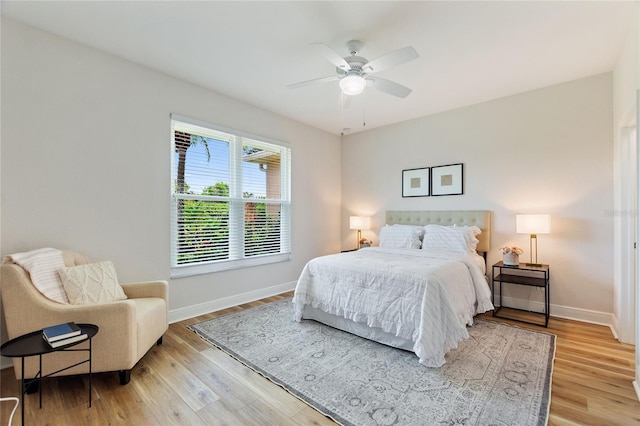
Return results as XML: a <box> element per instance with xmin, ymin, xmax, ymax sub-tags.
<box><xmin>1</xmin><ymin>250</ymin><xmax>168</xmax><ymax>385</ymax></box>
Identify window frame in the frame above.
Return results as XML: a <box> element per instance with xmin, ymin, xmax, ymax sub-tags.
<box><xmin>170</xmin><ymin>114</ymin><xmax>291</xmax><ymax>278</ymax></box>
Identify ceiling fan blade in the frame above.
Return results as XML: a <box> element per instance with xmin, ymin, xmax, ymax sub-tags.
<box><xmin>312</xmin><ymin>43</ymin><xmax>351</xmax><ymax>71</ymax></box>
<box><xmin>362</xmin><ymin>46</ymin><xmax>418</xmax><ymax>74</ymax></box>
<box><xmin>287</xmin><ymin>75</ymin><xmax>339</xmax><ymax>89</ymax></box>
<box><xmin>366</xmin><ymin>76</ymin><xmax>412</xmax><ymax>98</ymax></box>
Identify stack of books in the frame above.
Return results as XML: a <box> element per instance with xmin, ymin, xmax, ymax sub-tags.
<box><xmin>42</xmin><ymin>322</ymin><xmax>88</xmax><ymax>348</ymax></box>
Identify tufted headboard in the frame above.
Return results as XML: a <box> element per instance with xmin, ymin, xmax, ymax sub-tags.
<box><xmin>385</xmin><ymin>210</ymin><xmax>492</xmax><ymax>253</ymax></box>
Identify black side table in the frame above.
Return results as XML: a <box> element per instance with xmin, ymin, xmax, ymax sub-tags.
<box><xmin>0</xmin><ymin>323</ymin><xmax>98</xmax><ymax>425</ymax></box>
<box><xmin>492</xmin><ymin>262</ymin><xmax>550</xmax><ymax>327</ymax></box>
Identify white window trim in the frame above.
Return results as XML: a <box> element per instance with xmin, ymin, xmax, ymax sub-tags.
<box><xmin>170</xmin><ymin>114</ymin><xmax>291</xmax><ymax>277</ymax></box>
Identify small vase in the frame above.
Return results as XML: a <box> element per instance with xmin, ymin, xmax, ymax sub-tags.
<box><xmin>503</xmin><ymin>253</ymin><xmax>519</xmax><ymax>266</ymax></box>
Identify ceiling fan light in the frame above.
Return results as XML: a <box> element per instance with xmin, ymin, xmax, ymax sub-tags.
<box><xmin>339</xmin><ymin>74</ymin><xmax>366</xmax><ymax>96</ymax></box>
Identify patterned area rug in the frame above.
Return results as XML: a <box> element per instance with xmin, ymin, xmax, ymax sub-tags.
<box><xmin>189</xmin><ymin>298</ymin><xmax>555</xmax><ymax>426</ymax></box>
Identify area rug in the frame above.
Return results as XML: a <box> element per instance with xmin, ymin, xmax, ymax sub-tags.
<box><xmin>189</xmin><ymin>298</ymin><xmax>555</xmax><ymax>426</ymax></box>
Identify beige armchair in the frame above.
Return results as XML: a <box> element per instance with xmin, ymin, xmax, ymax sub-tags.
<box><xmin>1</xmin><ymin>250</ymin><xmax>168</xmax><ymax>385</ymax></box>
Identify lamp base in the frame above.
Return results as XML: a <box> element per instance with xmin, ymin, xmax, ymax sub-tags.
<box><xmin>525</xmin><ymin>262</ymin><xmax>543</xmax><ymax>267</ymax></box>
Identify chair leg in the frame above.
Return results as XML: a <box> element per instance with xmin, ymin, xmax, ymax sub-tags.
<box><xmin>157</xmin><ymin>336</ymin><xmax>163</xmax><ymax>345</ymax></box>
<box><xmin>119</xmin><ymin>369</ymin><xmax>131</xmax><ymax>385</ymax></box>
<box><xmin>25</xmin><ymin>379</ymin><xmax>39</xmax><ymax>394</ymax></box>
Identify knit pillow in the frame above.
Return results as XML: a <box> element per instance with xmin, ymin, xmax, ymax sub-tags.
<box><xmin>58</xmin><ymin>261</ymin><xmax>127</xmax><ymax>304</ymax></box>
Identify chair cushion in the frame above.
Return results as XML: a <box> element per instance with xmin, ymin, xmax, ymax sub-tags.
<box><xmin>58</xmin><ymin>261</ymin><xmax>128</xmax><ymax>304</ymax></box>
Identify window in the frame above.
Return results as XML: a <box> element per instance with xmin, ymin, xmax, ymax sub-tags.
<box><xmin>170</xmin><ymin>114</ymin><xmax>291</xmax><ymax>277</ymax></box>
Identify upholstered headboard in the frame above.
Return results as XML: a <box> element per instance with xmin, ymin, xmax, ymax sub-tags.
<box><xmin>385</xmin><ymin>210</ymin><xmax>492</xmax><ymax>253</ymax></box>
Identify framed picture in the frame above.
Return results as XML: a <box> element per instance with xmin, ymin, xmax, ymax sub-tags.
<box><xmin>431</xmin><ymin>163</ymin><xmax>463</xmax><ymax>196</ymax></box>
<box><xmin>402</xmin><ymin>167</ymin><xmax>430</xmax><ymax>197</ymax></box>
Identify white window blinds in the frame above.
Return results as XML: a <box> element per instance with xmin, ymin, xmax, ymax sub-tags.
<box><xmin>170</xmin><ymin>114</ymin><xmax>291</xmax><ymax>277</ymax></box>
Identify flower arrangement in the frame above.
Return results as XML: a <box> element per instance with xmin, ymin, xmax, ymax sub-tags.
<box><xmin>359</xmin><ymin>238</ymin><xmax>372</xmax><ymax>248</ymax></box>
<box><xmin>498</xmin><ymin>246</ymin><xmax>523</xmax><ymax>255</ymax></box>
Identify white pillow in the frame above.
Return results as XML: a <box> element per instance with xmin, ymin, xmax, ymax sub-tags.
<box><xmin>421</xmin><ymin>224</ymin><xmax>481</xmax><ymax>254</ymax></box>
<box><xmin>392</xmin><ymin>224</ymin><xmax>426</xmax><ymax>239</ymax></box>
<box><xmin>58</xmin><ymin>261</ymin><xmax>127</xmax><ymax>305</ymax></box>
<box><xmin>379</xmin><ymin>225</ymin><xmax>424</xmax><ymax>249</ymax></box>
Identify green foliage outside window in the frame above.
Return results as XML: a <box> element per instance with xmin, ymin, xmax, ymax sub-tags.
<box><xmin>178</xmin><ymin>199</ymin><xmax>230</xmax><ymax>264</ymax></box>
<box><xmin>177</xmin><ymin>183</ymin><xmax>281</xmax><ymax>265</ymax></box>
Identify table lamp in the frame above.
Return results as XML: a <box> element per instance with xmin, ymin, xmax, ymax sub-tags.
<box><xmin>516</xmin><ymin>214</ymin><xmax>550</xmax><ymax>266</ymax></box>
<box><xmin>349</xmin><ymin>216</ymin><xmax>371</xmax><ymax>249</ymax></box>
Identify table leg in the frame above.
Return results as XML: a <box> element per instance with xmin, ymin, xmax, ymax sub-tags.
<box><xmin>20</xmin><ymin>357</ymin><xmax>24</xmax><ymax>426</ymax></box>
<box><xmin>39</xmin><ymin>354</ymin><xmax>42</xmax><ymax>409</ymax></box>
<box><xmin>546</xmin><ymin>272</ymin><xmax>550</xmax><ymax>327</ymax></box>
<box><xmin>89</xmin><ymin>337</ymin><xmax>92</xmax><ymax>407</ymax></box>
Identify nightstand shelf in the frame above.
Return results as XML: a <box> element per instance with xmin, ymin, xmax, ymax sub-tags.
<box><xmin>492</xmin><ymin>261</ymin><xmax>550</xmax><ymax>327</ymax></box>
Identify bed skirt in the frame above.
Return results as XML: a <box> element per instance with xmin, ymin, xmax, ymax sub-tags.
<box><xmin>301</xmin><ymin>305</ymin><xmax>415</xmax><ymax>353</ymax></box>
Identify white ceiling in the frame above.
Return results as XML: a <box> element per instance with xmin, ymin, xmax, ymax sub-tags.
<box><xmin>1</xmin><ymin>1</ymin><xmax>635</xmax><ymax>135</ymax></box>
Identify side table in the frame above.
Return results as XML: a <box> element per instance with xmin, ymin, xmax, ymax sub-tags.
<box><xmin>0</xmin><ymin>323</ymin><xmax>98</xmax><ymax>425</ymax></box>
<box><xmin>492</xmin><ymin>262</ymin><xmax>550</xmax><ymax>327</ymax></box>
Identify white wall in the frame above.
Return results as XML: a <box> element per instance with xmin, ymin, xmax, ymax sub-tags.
<box><xmin>612</xmin><ymin>0</ymin><xmax>639</xmax><ymax>346</ymax></box>
<box><xmin>0</xmin><ymin>18</ymin><xmax>342</xmax><ymax>325</ymax></box>
<box><xmin>342</xmin><ymin>73</ymin><xmax>614</xmax><ymax>320</ymax></box>
<box><xmin>613</xmin><ymin>3</ymin><xmax>639</xmax><ymax>123</ymax></box>
<box><xmin>611</xmin><ymin>0</ymin><xmax>639</xmax><ymax>400</ymax></box>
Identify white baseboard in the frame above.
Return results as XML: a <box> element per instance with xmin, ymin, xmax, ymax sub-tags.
<box><xmin>610</xmin><ymin>315</ymin><xmax>621</xmax><ymax>340</ymax></box>
<box><xmin>0</xmin><ymin>281</ymin><xmax>296</xmax><ymax>369</ymax></box>
<box><xmin>171</xmin><ymin>288</ymin><xmax>616</xmax><ymax>328</ymax></box>
<box><xmin>2</xmin><ymin>290</ymin><xmax>619</xmax><ymax>373</ymax></box>
<box><xmin>2</xmin><ymin>282</ymin><xmax>298</xmax><ymax>372</ymax></box>
<box><xmin>168</xmin><ymin>281</ymin><xmax>297</xmax><ymax>324</ymax></box>
<box><xmin>634</xmin><ymin>380</ymin><xmax>640</xmax><ymax>402</ymax></box>
<box><xmin>496</xmin><ymin>295</ymin><xmax>614</xmax><ymax>330</ymax></box>
<box><xmin>175</xmin><ymin>290</ymin><xmax>616</xmax><ymax>330</ymax></box>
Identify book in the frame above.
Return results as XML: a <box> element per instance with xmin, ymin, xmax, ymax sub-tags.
<box><xmin>46</xmin><ymin>331</ymin><xmax>88</xmax><ymax>348</ymax></box>
<box><xmin>42</xmin><ymin>322</ymin><xmax>81</xmax><ymax>343</ymax></box>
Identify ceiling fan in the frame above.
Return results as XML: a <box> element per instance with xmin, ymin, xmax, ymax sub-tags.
<box><xmin>287</xmin><ymin>40</ymin><xmax>419</xmax><ymax>98</ymax></box>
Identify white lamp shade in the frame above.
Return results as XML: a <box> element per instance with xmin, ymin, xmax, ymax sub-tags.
<box><xmin>350</xmin><ymin>216</ymin><xmax>371</xmax><ymax>230</ymax></box>
<box><xmin>339</xmin><ymin>74</ymin><xmax>366</xmax><ymax>96</ymax></box>
<box><xmin>516</xmin><ymin>214</ymin><xmax>550</xmax><ymax>234</ymax></box>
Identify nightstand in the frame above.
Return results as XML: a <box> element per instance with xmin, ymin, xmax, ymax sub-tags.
<box><xmin>492</xmin><ymin>261</ymin><xmax>550</xmax><ymax>327</ymax></box>
<box><xmin>340</xmin><ymin>248</ymin><xmax>358</xmax><ymax>253</ymax></box>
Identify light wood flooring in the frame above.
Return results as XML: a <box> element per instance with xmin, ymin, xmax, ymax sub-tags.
<box><xmin>1</xmin><ymin>292</ymin><xmax>638</xmax><ymax>425</ymax></box>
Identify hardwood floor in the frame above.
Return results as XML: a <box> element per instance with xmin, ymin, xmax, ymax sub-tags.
<box><xmin>1</xmin><ymin>292</ymin><xmax>638</xmax><ymax>425</ymax></box>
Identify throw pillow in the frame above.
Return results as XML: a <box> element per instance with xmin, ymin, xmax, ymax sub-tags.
<box><xmin>3</xmin><ymin>247</ymin><xmax>69</xmax><ymax>304</ymax></box>
<box><xmin>58</xmin><ymin>261</ymin><xmax>127</xmax><ymax>305</ymax></box>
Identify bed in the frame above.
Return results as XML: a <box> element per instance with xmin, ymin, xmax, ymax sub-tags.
<box><xmin>292</xmin><ymin>210</ymin><xmax>493</xmax><ymax>367</ymax></box>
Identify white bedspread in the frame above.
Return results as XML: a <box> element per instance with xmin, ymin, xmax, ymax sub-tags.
<box><xmin>292</xmin><ymin>247</ymin><xmax>494</xmax><ymax>367</ymax></box>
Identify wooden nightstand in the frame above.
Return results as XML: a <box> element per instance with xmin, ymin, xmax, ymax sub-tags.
<box><xmin>491</xmin><ymin>261</ymin><xmax>550</xmax><ymax>327</ymax></box>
